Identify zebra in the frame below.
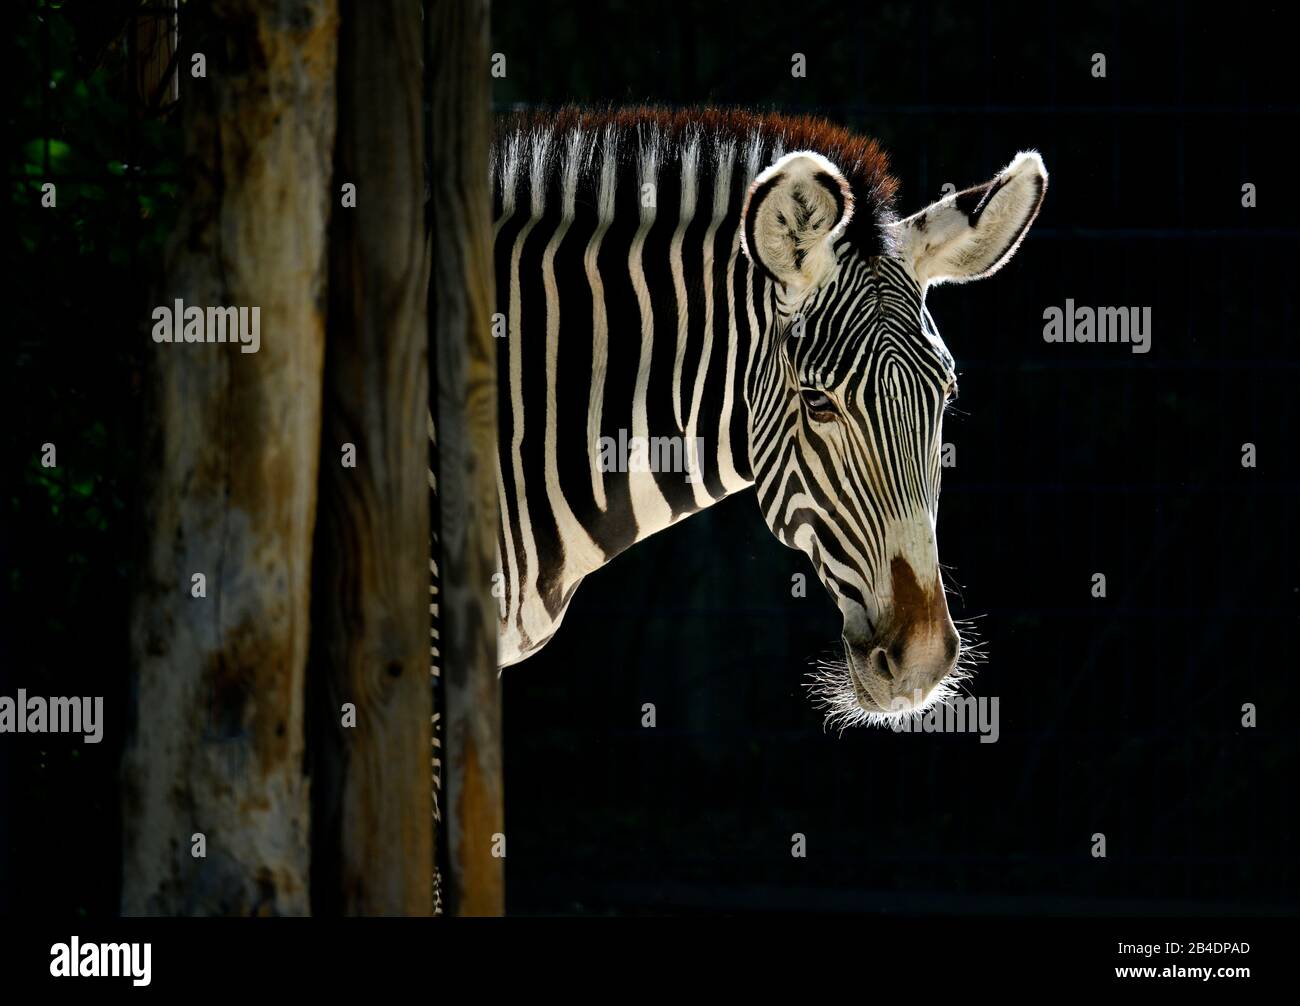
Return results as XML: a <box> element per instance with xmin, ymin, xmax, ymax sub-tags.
<box><xmin>472</xmin><ymin>106</ymin><xmax>1046</xmax><ymax>729</ymax></box>
<box><xmin>430</xmin><ymin>105</ymin><xmax>1044</xmax><ymax>909</ymax></box>
<box><xmin>433</xmin><ymin>105</ymin><xmax>1046</xmax><ymax>736</ymax></box>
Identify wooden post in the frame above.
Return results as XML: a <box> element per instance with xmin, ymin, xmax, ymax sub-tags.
<box><xmin>307</xmin><ymin>0</ymin><xmax>433</xmax><ymax>916</ymax></box>
<box><xmin>133</xmin><ymin>1</ymin><xmax>179</xmax><ymax>109</ymax></box>
<box><xmin>428</xmin><ymin>0</ymin><xmax>504</xmax><ymax>916</ymax></box>
<box><xmin>122</xmin><ymin>0</ymin><xmax>339</xmax><ymax>916</ymax></box>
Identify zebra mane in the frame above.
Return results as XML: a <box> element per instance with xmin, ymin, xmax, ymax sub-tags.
<box><xmin>491</xmin><ymin>105</ymin><xmax>901</xmax><ymax>255</ymax></box>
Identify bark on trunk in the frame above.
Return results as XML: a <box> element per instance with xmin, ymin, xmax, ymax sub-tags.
<box><xmin>122</xmin><ymin>0</ymin><xmax>339</xmax><ymax>916</ymax></box>
<box><xmin>428</xmin><ymin>0</ymin><xmax>505</xmax><ymax>917</ymax></box>
<box><xmin>308</xmin><ymin>0</ymin><xmax>433</xmax><ymax>916</ymax></box>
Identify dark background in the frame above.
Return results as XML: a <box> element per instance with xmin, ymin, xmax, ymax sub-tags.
<box><xmin>4</xmin><ymin>0</ymin><xmax>1297</xmax><ymax>916</ymax></box>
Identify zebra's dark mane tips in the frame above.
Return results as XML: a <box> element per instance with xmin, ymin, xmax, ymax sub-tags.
<box><xmin>492</xmin><ymin>105</ymin><xmax>901</xmax><ymax>256</ymax></box>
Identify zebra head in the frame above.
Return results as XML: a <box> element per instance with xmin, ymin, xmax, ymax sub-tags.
<box><xmin>740</xmin><ymin>147</ymin><xmax>1047</xmax><ymax>727</ymax></box>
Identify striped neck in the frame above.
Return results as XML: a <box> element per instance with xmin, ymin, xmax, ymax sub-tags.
<box><xmin>491</xmin><ymin>117</ymin><xmax>788</xmax><ymax>575</ymax></box>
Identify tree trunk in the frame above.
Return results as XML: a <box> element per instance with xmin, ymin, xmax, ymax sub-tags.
<box><xmin>428</xmin><ymin>0</ymin><xmax>504</xmax><ymax>917</ymax></box>
<box><xmin>307</xmin><ymin>0</ymin><xmax>433</xmax><ymax>916</ymax></box>
<box><xmin>121</xmin><ymin>0</ymin><xmax>339</xmax><ymax>916</ymax></box>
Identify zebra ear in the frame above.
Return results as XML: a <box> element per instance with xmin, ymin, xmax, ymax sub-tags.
<box><xmin>741</xmin><ymin>151</ymin><xmax>854</xmax><ymax>291</ymax></box>
<box><xmin>891</xmin><ymin>151</ymin><xmax>1047</xmax><ymax>287</ymax></box>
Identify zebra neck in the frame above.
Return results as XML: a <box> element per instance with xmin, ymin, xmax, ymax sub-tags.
<box><xmin>494</xmin><ymin>129</ymin><xmax>781</xmax><ymax>597</ymax></box>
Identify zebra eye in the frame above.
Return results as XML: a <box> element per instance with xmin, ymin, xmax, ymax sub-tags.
<box><xmin>800</xmin><ymin>388</ymin><xmax>837</xmax><ymax>418</ymax></box>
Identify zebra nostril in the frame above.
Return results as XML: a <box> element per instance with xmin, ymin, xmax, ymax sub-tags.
<box><xmin>888</xmin><ymin>639</ymin><xmax>905</xmax><ymax>668</ymax></box>
<box><xmin>872</xmin><ymin>646</ymin><xmax>897</xmax><ymax>682</ymax></box>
